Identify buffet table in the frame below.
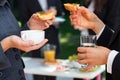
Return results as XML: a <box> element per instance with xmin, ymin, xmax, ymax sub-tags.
<box><xmin>22</xmin><ymin>57</ymin><xmax>105</xmax><ymax>79</ymax></box>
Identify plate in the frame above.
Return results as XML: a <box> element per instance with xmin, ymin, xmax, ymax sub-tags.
<box><xmin>67</xmin><ymin>61</ymin><xmax>81</xmax><ymax>68</ymax></box>
<box><xmin>53</xmin><ymin>17</ymin><xmax>66</xmax><ymax>22</ymax></box>
<box><xmin>42</xmin><ymin>60</ymin><xmax>62</xmax><ymax>66</ymax></box>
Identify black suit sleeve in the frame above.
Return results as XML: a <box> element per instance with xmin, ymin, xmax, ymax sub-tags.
<box><xmin>112</xmin><ymin>53</ymin><xmax>120</xmax><ymax>80</ymax></box>
<box><xmin>97</xmin><ymin>26</ymin><xmax>114</xmax><ymax>47</ymax></box>
<box><xmin>97</xmin><ymin>25</ymin><xmax>120</xmax><ymax>80</ymax></box>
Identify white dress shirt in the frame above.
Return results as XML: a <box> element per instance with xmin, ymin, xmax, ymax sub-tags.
<box><xmin>97</xmin><ymin>26</ymin><xmax>119</xmax><ymax>74</ymax></box>
<box><xmin>88</xmin><ymin>0</ymin><xmax>95</xmax><ymax>12</ymax></box>
<box><xmin>38</xmin><ymin>0</ymin><xmax>47</xmax><ymax>11</ymax></box>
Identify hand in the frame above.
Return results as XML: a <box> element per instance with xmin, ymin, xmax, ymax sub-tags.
<box><xmin>27</xmin><ymin>13</ymin><xmax>55</xmax><ymax>30</ymax></box>
<box><xmin>70</xmin><ymin>6</ymin><xmax>105</xmax><ymax>34</ymax></box>
<box><xmin>77</xmin><ymin>46</ymin><xmax>111</xmax><ymax>70</ymax></box>
<box><xmin>1</xmin><ymin>35</ymin><xmax>48</xmax><ymax>52</ymax></box>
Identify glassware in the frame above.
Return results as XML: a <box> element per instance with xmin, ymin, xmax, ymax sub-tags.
<box><xmin>80</xmin><ymin>35</ymin><xmax>97</xmax><ymax>68</ymax></box>
<box><xmin>42</xmin><ymin>44</ymin><xmax>56</xmax><ymax>62</ymax></box>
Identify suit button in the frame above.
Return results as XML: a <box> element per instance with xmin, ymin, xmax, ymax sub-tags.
<box><xmin>0</xmin><ymin>72</ymin><xmax>3</xmax><ymax>77</ymax></box>
<box><xmin>15</xmin><ymin>54</ymin><xmax>20</xmax><ymax>60</ymax></box>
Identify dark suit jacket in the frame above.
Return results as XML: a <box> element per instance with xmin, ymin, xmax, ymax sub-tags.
<box><xmin>94</xmin><ymin>0</ymin><xmax>120</xmax><ymax>79</ymax></box>
<box><xmin>17</xmin><ymin>0</ymin><xmax>64</xmax><ymax>57</ymax></box>
<box><xmin>0</xmin><ymin>1</ymin><xmax>25</xmax><ymax>80</ymax></box>
<box><xmin>88</xmin><ymin>0</ymin><xmax>120</xmax><ymax>34</ymax></box>
<box><xmin>97</xmin><ymin>25</ymin><xmax>120</xmax><ymax>80</ymax></box>
<box><xmin>95</xmin><ymin>0</ymin><xmax>120</xmax><ymax>30</ymax></box>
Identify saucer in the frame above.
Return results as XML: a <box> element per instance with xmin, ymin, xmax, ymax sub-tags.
<box><xmin>43</xmin><ymin>60</ymin><xmax>62</xmax><ymax>66</ymax></box>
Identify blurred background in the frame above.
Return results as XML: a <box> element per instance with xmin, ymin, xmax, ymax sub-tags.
<box><xmin>8</xmin><ymin>0</ymin><xmax>85</xmax><ymax>59</ymax></box>
<box><xmin>7</xmin><ymin>0</ymin><xmax>106</xmax><ymax>80</ymax></box>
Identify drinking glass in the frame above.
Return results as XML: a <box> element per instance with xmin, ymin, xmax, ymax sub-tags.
<box><xmin>80</xmin><ymin>35</ymin><xmax>97</xmax><ymax>68</ymax></box>
<box><xmin>42</xmin><ymin>44</ymin><xmax>56</xmax><ymax>62</ymax></box>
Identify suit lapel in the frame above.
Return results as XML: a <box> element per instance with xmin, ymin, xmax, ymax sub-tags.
<box><xmin>47</xmin><ymin>0</ymin><xmax>55</xmax><ymax>9</ymax></box>
<box><xmin>47</xmin><ymin>0</ymin><xmax>51</xmax><ymax>9</ymax></box>
<box><xmin>0</xmin><ymin>0</ymin><xmax>7</xmax><ymax>6</ymax></box>
<box><xmin>37</xmin><ymin>0</ymin><xmax>45</xmax><ymax>11</ymax></box>
<box><xmin>108</xmin><ymin>26</ymin><xmax>120</xmax><ymax>45</ymax></box>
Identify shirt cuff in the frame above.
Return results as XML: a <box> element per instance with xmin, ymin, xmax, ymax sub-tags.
<box><xmin>96</xmin><ymin>25</ymin><xmax>105</xmax><ymax>39</ymax></box>
<box><xmin>107</xmin><ymin>50</ymin><xmax>119</xmax><ymax>74</ymax></box>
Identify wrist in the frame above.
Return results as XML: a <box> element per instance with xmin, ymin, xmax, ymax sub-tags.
<box><xmin>1</xmin><ymin>37</ymin><xmax>12</xmax><ymax>52</ymax></box>
<box><xmin>93</xmin><ymin>19</ymin><xmax>105</xmax><ymax>35</ymax></box>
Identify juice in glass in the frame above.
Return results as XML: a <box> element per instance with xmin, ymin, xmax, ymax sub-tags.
<box><xmin>44</xmin><ymin>50</ymin><xmax>56</xmax><ymax>62</ymax></box>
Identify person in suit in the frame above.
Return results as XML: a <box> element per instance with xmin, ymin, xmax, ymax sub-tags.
<box><xmin>75</xmin><ymin>0</ymin><xmax>120</xmax><ymax>79</ymax></box>
<box><xmin>70</xmin><ymin>6</ymin><xmax>120</xmax><ymax>80</ymax></box>
<box><xmin>16</xmin><ymin>0</ymin><xmax>64</xmax><ymax>80</ymax></box>
<box><xmin>80</xmin><ymin>0</ymin><xmax>120</xmax><ymax>35</ymax></box>
<box><xmin>0</xmin><ymin>0</ymin><xmax>54</xmax><ymax>80</ymax></box>
<box><xmin>87</xmin><ymin>0</ymin><xmax>120</xmax><ymax>29</ymax></box>
<box><xmin>16</xmin><ymin>0</ymin><xmax>64</xmax><ymax>58</ymax></box>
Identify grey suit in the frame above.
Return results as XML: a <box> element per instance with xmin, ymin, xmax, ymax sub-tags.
<box><xmin>0</xmin><ymin>0</ymin><xmax>26</xmax><ymax>80</ymax></box>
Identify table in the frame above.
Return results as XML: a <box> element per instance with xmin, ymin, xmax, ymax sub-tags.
<box><xmin>22</xmin><ymin>57</ymin><xmax>105</xmax><ymax>79</ymax></box>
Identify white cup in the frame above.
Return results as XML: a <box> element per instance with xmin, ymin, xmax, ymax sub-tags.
<box><xmin>21</xmin><ymin>30</ymin><xmax>45</xmax><ymax>45</ymax></box>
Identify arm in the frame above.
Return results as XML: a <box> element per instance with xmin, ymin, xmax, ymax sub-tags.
<box><xmin>0</xmin><ymin>35</ymin><xmax>48</xmax><ymax>53</ymax></box>
<box><xmin>97</xmin><ymin>25</ymin><xmax>114</xmax><ymax>47</ymax></box>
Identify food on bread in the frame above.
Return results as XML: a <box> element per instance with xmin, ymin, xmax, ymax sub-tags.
<box><xmin>37</xmin><ymin>10</ymin><xmax>57</xmax><ymax>20</ymax></box>
<box><xmin>64</xmin><ymin>3</ymin><xmax>79</xmax><ymax>11</ymax></box>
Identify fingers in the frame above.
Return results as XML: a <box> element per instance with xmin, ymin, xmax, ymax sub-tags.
<box><xmin>79</xmin><ymin>6</ymin><xmax>91</xmax><ymax>20</ymax></box>
<box><xmin>32</xmin><ymin>13</ymin><xmax>39</xmax><ymax>20</ymax></box>
<box><xmin>21</xmin><ymin>39</ymin><xmax>48</xmax><ymax>52</ymax></box>
<box><xmin>77</xmin><ymin>47</ymin><xmax>87</xmax><ymax>53</ymax></box>
<box><xmin>28</xmin><ymin>39</ymin><xmax>48</xmax><ymax>51</ymax></box>
<box><xmin>41</xmin><ymin>20</ymin><xmax>53</xmax><ymax>29</ymax></box>
<box><xmin>35</xmin><ymin>39</ymin><xmax>48</xmax><ymax>48</ymax></box>
<box><xmin>78</xmin><ymin>53</ymin><xmax>86</xmax><ymax>59</ymax></box>
<box><xmin>70</xmin><ymin>15</ymin><xmax>80</xmax><ymax>27</ymax></box>
<box><xmin>46</xmin><ymin>20</ymin><xmax>53</xmax><ymax>25</ymax></box>
<box><xmin>78</xmin><ymin>59</ymin><xmax>87</xmax><ymax>64</ymax></box>
<box><xmin>77</xmin><ymin>47</ymin><xmax>91</xmax><ymax>64</ymax></box>
<box><xmin>44</xmin><ymin>22</ymin><xmax>50</xmax><ymax>28</ymax></box>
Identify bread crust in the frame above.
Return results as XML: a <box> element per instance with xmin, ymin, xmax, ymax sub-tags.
<box><xmin>64</xmin><ymin>3</ymin><xmax>79</xmax><ymax>11</ymax></box>
<box><xmin>37</xmin><ymin>10</ymin><xmax>56</xmax><ymax>20</ymax></box>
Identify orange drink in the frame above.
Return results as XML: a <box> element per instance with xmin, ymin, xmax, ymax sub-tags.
<box><xmin>42</xmin><ymin>44</ymin><xmax>56</xmax><ymax>63</ymax></box>
<box><xmin>44</xmin><ymin>50</ymin><xmax>56</xmax><ymax>62</ymax></box>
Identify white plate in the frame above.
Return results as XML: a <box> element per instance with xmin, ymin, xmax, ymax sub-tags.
<box><xmin>53</xmin><ymin>17</ymin><xmax>65</xmax><ymax>22</ymax></box>
<box><xmin>67</xmin><ymin>61</ymin><xmax>81</xmax><ymax>68</ymax></box>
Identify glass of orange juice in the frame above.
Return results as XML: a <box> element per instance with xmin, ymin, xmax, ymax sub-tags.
<box><xmin>43</xmin><ymin>44</ymin><xmax>56</xmax><ymax>62</ymax></box>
